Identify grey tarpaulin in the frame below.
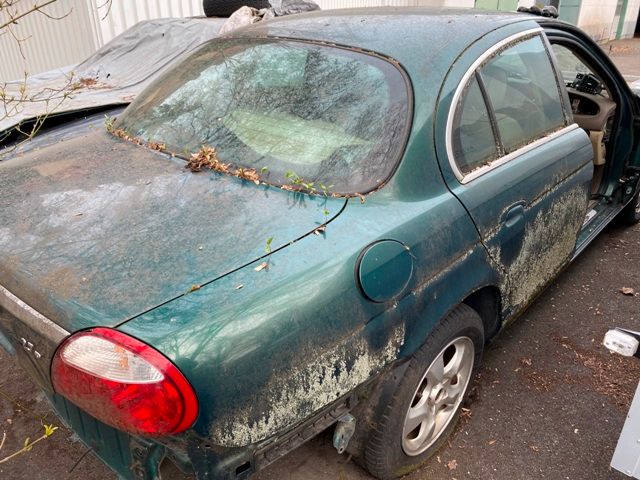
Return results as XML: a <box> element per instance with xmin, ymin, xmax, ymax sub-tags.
<box><xmin>218</xmin><ymin>0</ymin><xmax>320</xmax><ymax>35</ymax></box>
<box><xmin>1</xmin><ymin>17</ymin><xmax>225</xmax><ymax>138</ymax></box>
<box><xmin>269</xmin><ymin>0</ymin><xmax>320</xmax><ymax>16</ymax></box>
<box><xmin>1</xmin><ymin>2</ymin><xmax>320</xmax><ymax>141</ymax></box>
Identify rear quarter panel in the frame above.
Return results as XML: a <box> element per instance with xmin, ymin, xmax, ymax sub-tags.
<box><xmin>119</xmin><ymin>175</ymin><xmax>500</xmax><ymax>451</ymax></box>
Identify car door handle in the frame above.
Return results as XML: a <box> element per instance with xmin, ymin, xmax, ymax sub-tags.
<box><xmin>503</xmin><ymin>204</ymin><xmax>525</xmax><ymax>230</ymax></box>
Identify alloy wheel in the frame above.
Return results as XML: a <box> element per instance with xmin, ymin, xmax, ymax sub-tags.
<box><xmin>401</xmin><ymin>337</ymin><xmax>475</xmax><ymax>456</ymax></box>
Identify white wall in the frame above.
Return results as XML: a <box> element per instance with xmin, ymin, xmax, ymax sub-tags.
<box><xmin>0</xmin><ymin>0</ymin><xmax>205</xmax><ymax>81</ymax></box>
<box><xmin>576</xmin><ymin>0</ymin><xmax>619</xmax><ymax>41</ymax></box>
<box><xmin>1</xmin><ymin>0</ymin><xmax>637</xmax><ymax>81</ymax></box>
<box><xmin>0</xmin><ymin>0</ymin><xmax>98</xmax><ymax>82</ymax></box>
<box><xmin>620</xmin><ymin>0</ymin><xmax>640</xmax><ymax>38</ymax></box>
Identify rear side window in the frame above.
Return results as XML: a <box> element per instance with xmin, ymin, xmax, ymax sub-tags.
<box><xmin>451</xmin><ymin>33</ymin><xmax>567</xmax><ymax>177</ymax></box>
<box><xmin>451</xmin><ymin>75</ymin><xmax>498</xmax><ymax>174</ymax></box>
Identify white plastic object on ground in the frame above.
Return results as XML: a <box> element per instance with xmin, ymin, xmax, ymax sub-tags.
<box><xmin>603</xmin><ymin>329</ymin><xmax>639</xmax><ymax>357</ymax></box>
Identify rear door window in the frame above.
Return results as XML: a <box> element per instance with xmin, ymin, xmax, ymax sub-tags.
<box><xmin>480</xmin><ymin>35</ymin><xmax>566</xmax><ymax>153</ymax></box>
<box><xmin>451</xmin><ymin>33</ymin><xmax>568</xmax><ymax>178</ymax></box>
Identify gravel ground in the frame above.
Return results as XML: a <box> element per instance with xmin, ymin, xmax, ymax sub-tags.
<box><xmin>0</xmin><ymin>35</ymin><xmax>639</xmax><ymax>480</ymax></box>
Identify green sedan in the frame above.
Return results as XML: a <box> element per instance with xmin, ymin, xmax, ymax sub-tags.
<box><xmin>0</xmin><ymin>6</ymin><xmax>639</xmax><ymax>480</ymax></box>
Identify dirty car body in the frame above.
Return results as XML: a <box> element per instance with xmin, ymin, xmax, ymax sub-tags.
<box><xmin>1</xmin><ymin>8</ymin><xmax>640</xmax><ymax>480</ymax></box>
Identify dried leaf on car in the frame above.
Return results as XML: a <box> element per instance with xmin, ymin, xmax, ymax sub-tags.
<box><xmin>254</xmin><ymin>262</ymin><xmax>268</xmax><ymax>272</ymax></box>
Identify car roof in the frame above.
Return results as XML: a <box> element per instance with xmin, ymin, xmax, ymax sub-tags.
<box><xmin>233</xmin><ymin>8</ymin><xmax>541</xmax><ymax>66</ymax></box>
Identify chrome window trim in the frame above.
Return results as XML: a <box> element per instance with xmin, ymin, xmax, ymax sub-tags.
<box><xmin>0</xmin><ymin>284</ymin><xmax>69</xmax><ymax>338</ymax></box>
<box><xmin>456</xmin><ymin>123</ymin><xmax>580</xmax><ymax>184</ymax></box>
<box><xmin>446</xmin><ymin>27</ymin><xmax>553</xmax><ymax>183</ymax></box>
<box><xmin>541</xmin><ymin>33</ymin><xmax>574</xmax><ymax>125</ymax></box>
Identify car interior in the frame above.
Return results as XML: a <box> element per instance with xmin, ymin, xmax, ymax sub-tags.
<box><xmin>550</xmin><ymin>43</ymin><xmax>618</xmax><ymax>198</ymax></box>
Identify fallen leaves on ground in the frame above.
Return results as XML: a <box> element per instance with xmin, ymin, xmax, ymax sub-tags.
<box><xmin>553</xmin><ymin>335</ymin><xmax>640</xmax><ymax>409</ymax></box>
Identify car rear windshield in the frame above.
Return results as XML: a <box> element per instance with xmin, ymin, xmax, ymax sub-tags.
<box><xmin>116</xmin><ymin>38</ymin><xmax>410</xmax><ymax>195</ymax></box>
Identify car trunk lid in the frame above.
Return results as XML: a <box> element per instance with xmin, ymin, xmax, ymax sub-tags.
<box><xmin>0</xmin><ymin>131</ymin><xmax>346</xmax><ymax>333</ymax></box>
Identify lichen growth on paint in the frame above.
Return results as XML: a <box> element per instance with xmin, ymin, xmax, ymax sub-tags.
<box><xmin>210</xmin><ymin>323</ymin><xmax>406</xmax><ymax>447</ymax></box>
<box><xmin>489</xmin><ymin>186</ymin><xmax>587</xmax><ymax>311</ymax></box>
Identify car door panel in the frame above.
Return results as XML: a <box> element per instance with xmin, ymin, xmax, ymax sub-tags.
<box><xmin>447</xmin><ymin>127</ymin><xmax>592</xmax><ymax>312</ymax></box>
<box><xmin>435</xmin><ymin>29</ymin><xmax>593</xmax><ymax>317</ymax></box>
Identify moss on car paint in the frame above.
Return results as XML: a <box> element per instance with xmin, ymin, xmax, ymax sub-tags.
<box><xmin>489</xmin><ymin>186</ymin><xmax>588</xmax><ymax>312</ymax></box>
<box><xmin>210</xmin><ymin>322</ymin><xmax>406</xmax><ymax>447</ymax></box>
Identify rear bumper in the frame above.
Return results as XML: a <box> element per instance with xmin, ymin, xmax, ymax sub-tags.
<box><xmin>47</xmin><ymin>392</ymin><xmax>184</xmax><ymax>480</ymax></box>
<box><xmin>44</xmin><ymin>391</ymin><xmax>354</xmax><ymax>480</ymax></box>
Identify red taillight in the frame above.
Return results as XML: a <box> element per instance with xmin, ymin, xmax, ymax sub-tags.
<box><xmin>51</xmin><ymin>328</ymin><xmax>198</xmax><ymax>436</ymax></box>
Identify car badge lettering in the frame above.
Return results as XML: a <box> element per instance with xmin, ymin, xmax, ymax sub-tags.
<box><xmin>20</xmin><ymin>337</ymin><xmax>42</xmax><ymax>359</ymax></box>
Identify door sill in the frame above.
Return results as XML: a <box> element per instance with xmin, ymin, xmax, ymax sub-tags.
<box><xmin>573</xmin><ymin>201</ymin><xmax>622</xmax><ymax>260</ymax></box>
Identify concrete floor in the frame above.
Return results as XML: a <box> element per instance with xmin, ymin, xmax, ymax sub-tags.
<box><xmin>606</xmin><ymin>37</ymin><xmax>640</xmax><ymax>84</ymax></box>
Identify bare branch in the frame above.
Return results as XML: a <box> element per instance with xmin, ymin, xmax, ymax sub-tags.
<box><xmin>31</xmin><ymin>4</ymin><xmax>72</xmax><ymax>21</ymax></box>
<box><xmin>97</xmin><ymin>0</ymin><xmax>112</xmax><ymax>21</ymax></box>
<box><xmin>0</xmin><ymin>0</ymin><xmax>58</xmax><ymax>31</ymax></box>
<box><xmin>5</xmin><ymin>24</ymin><xmax>29</xmax><ymax>58</ymax></box>
<box><xmin>0</xmin><ymin>0</ymin><xmax>113</xmax><ymax>155</ymax></box>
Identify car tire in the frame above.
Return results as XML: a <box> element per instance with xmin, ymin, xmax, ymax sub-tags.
<box><xmin>364</xmin><ymin>304</ymin><xmax>484</xmax><ymax>480</ymax></box>
<box><xmin>618</xmin><ymin>188</ymin><xmax>640</xmax><ymax>226</ymax></box>
<box><xmin>202</xmin><ymin>0</ymin><xmax>271</xmax><ymax>17</ymax></box>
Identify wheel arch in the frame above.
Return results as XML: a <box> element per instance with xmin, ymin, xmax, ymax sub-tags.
<box><xmin>400</xmin><ymin>279</ymin><xmax>503</xmax><ymax>358</ymax></box>
<box><xmin>346</xmin><ymin>285</ymin><xmax>502</xmax><ymax>458</ymax></box>
<box><xmin>461</xmin><ymin>285</ymin><xmax>502</xmax><ymax>341</ymax></box>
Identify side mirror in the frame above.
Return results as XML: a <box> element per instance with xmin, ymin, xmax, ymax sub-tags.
<box><xmin>604</xmin><ymin>328</ymin><xmax>640</xmax><ymax>357</ymax></box>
